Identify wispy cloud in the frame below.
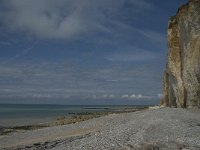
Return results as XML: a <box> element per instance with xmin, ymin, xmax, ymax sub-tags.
<box><xmin>115</xmin><ymin>21</ymin><xmax>166</xmax><ymax>43</ymax></box>
<box><xmin>136</xmin><ymin>29</ymin><xmax>166</xmax><ymax>43</ymax></box>
<box><xmin>3</xmin><ymin>42</ymin><xmax>37</xmax><ymax>64</ymax></box>
<box><xmin>105</xmin><ymin>47</ymin><xmax>156</xmax><ymax>62</ymax></box>
<box><xmin>0</xmin><ymin>0</ymin><xmax>166</xmax><ymax>104</ymax></box>
<box><xmin>93</xmin><ymin>19</ymin><xmax>166</xmax><ymax>49</ymax></box>
<box><xmin>0</xmin><ymin>61</ymin><xmax>163</xmax><ymax>100</ymax></box>
<box><xmin>0</xmin><ymin>0</ymin><xmax>153</xmax><ymax>40</ymax></box>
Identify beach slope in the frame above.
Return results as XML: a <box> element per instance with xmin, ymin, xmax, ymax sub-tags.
<box><xmin>0</xmin><ymin>108</ymin><xmax>200</xmax><ymax>150</ymax></box>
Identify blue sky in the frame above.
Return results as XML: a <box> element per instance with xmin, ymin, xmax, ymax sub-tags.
<box><xmin>0</xmin><ymin>0</ymin><xmax>187</xmax><ymax>104</ymax></box>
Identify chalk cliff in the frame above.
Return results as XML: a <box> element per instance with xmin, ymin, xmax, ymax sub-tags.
<box><xmin>161</xmin><ymin>0</ymin><xmax>200</xmax><ymax>108</ymax></box>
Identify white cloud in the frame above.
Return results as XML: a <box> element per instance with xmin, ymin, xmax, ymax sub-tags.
<box><xmin>128</xmin><ymin>94</ymin><xmax>153</xmax><ymax>99</ymax></box>
<box><xmin>121</xmin><ymin>94</ymin><xmax>129</xmax><ymax>98</ymax></box>
<box><xmin>106</xmin><ymin>79</ymin><xmax>118</xmax><ymax>82</ymax></box>
<box><xmin>0</xmin><ymin>0</ymin><xmax>152</xmax><ymax>39</ymax></box>
<box><xmin>32</xmin><ymin>94</ymin><xmax>53</xmax><ymax>98</ymax></box>
<box><xmin>138</xmin><ymin>94</ymin><xmax>142</xmax><ymax>98</ymax></box>
<box><xmin>130</xmin><ymin>94</ymin><xmax>136</xmax><ymax>98</ymax></box>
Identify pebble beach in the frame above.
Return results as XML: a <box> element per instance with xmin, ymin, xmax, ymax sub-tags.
<box><xmin>1</xmin><ymin>107</ymin><xmax>200</xmax><ymax>150</ymax></box>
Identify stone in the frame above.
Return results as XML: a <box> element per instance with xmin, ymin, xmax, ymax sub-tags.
<box><xmin>161</xmin><ymin>0</ymin><xmax>200</xmax><ymax>108</ymax></box>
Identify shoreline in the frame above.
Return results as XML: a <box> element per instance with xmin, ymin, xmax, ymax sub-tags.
<box><xmin>0</xmin><ymin>107</ymin><xmax>200</xmax><ymax>150</ymax></box>
<box><xmin>0</xmin><ymin>106</ymin><xmax>148</xmax><ymax>136</ymax></box>
<box><xmin>1</xmin><ymin>107</ymin><xmax>200</xmax><ymax>150</ymax></box>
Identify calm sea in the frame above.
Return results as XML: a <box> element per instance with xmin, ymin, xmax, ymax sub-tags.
<box><xmin>0</xmin><ymin>104</ymin><xmax>148</xmax><ymax>126</ymax></box>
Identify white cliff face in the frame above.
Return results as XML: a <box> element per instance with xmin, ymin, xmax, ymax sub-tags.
<box><xmin>161</xmin><ymin>0</ymin><xmax>200</xmax><ymax>108</ymax></box>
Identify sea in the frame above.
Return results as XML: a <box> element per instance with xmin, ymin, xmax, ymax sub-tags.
<box><xmin>0</xmin><ymin>103</ymin><xmax>157</xmax><ymax>126</ymax></box>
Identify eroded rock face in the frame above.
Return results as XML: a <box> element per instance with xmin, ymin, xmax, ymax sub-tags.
<box><xmin>161</xmin><ymin>0</ymin><xmax>200</xmax><ymax>108</ymax></box>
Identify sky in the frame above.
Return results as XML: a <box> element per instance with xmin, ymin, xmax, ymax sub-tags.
<box><xmin>0</xmin><ymin>0</ymin><xmax>187</xmax><ymax>104</ymax></box>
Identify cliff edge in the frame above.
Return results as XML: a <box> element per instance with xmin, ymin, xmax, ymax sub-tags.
<box><xmin>161</xmin><ymin>0</ymin><xmax>200</xmax><ymax>108</ymax></box>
